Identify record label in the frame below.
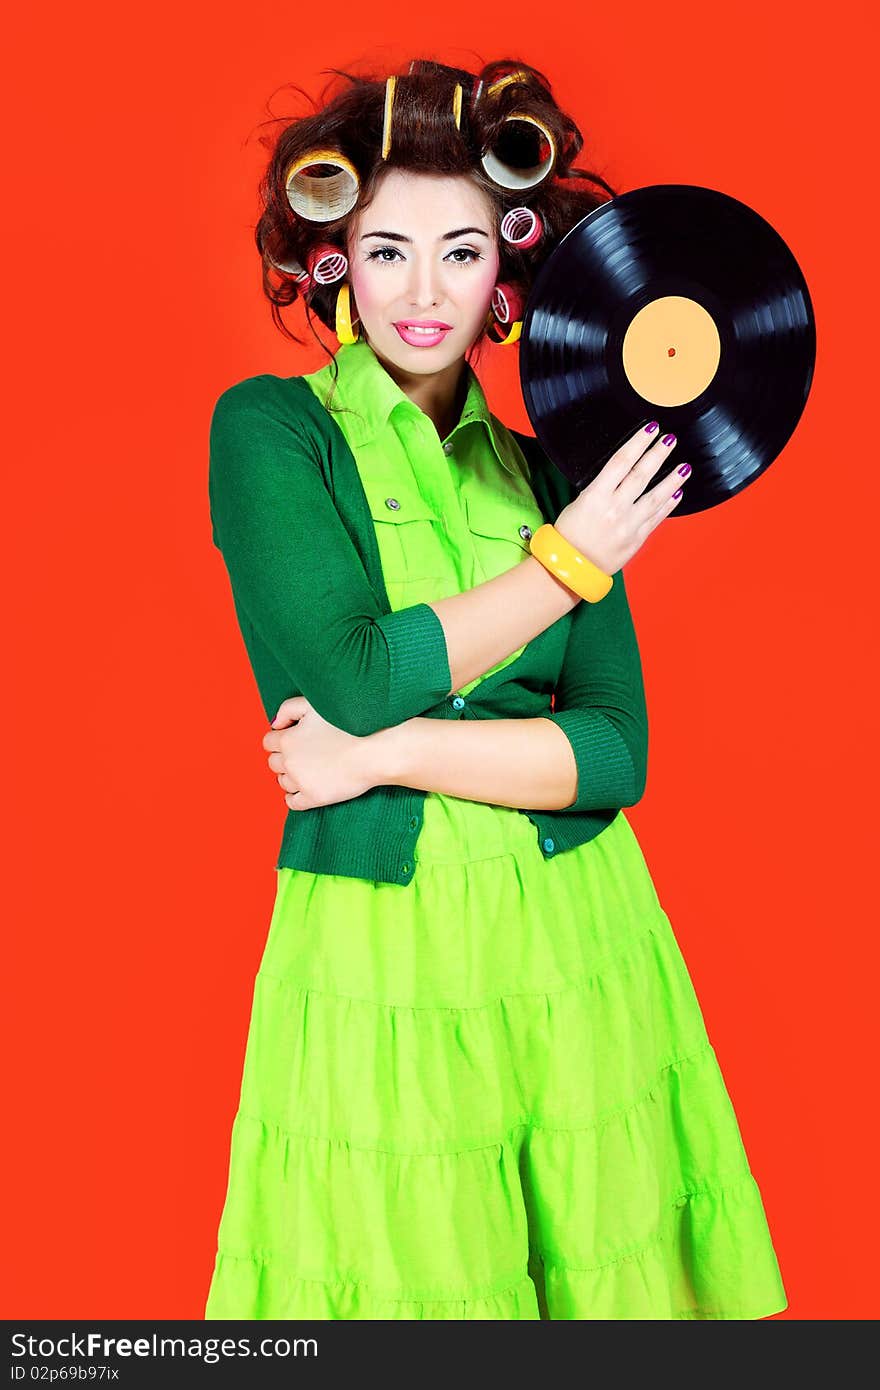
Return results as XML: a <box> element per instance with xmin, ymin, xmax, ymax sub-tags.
<box><xmin>621</xmin><ymin>295</ymin><xmax>721</xmax><ymax>407</ymax></box>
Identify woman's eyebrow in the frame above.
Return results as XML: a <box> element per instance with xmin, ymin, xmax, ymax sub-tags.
<box><xmin>359</xmin><ymin>227</ymin><xmax>490</xmax><ymax>242</ymax></box>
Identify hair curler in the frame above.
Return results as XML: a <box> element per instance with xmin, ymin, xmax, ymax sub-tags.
<box><xmin>481</xmin><ymin>112</ymin><xmax>556</xmax><ymax>192</ymax></box>
<box><xmin>284</xmin><ymin>149</ymin><xmax>360</xmax><ymax>222</ymax></box>
<box><xmin>305</xmin><ymin>243</ymin><xmax>348</xmax><ymax>286</ymax></box>
<box><xmin>500</xmin><ymin>207</ymin><xmax>544</xmax><ymax>249</ymax></box>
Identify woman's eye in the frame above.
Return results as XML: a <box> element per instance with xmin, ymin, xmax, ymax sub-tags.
<box><xmin>365</xmin><ymin>246</ymin><xmax>482</xmax><ymax>266</ymax></box>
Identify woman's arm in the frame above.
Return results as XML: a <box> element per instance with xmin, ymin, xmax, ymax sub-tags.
<box><xmin>376</xmin><ymin>714</ymin><xmax>580</xmax><ymax>810</ymax></box>
<box><xmin>428</xmin><ymin>556</ymin><xmax>579</xmax><ymax>693</ymax></box>
<box><xmin>543</xmin><ymin>565</ymin><xmax>648</xmax><ymax>810</ymax></box>
<box><xmin>210</xmin><ymin>377</ymin><xmax>580</xmax><ymax>737</ymax></box>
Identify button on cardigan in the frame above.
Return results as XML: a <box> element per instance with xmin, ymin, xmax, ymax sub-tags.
<box><xmin>208</xmin><ymin>339</ymin><xmax>649</xmax><ymax>885</ymax></box>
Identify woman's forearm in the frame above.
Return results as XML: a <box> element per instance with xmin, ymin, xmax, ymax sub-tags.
<box><xmin>373</xmin><ymin>714</ymin><xmax>579</xmax><ymax>811</ymax></box>
<box><xmin>428</xmin><ymin>555</ymin><xmax>580</xmax><ymax>693</ymax></box>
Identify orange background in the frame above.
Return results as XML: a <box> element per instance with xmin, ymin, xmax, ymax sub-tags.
<box><xmin>5</xmin><ymin>2</ymin><xmax>877</xmax><ymax>1321</ymax></box>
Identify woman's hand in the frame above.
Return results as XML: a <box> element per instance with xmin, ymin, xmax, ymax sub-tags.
<box><xmin>553</xmin><ymin>422</ymin><xmax>689</xmax><ymax>574</ymax></box>
<box><xmin>261</xmin><ymin>696</ymin><xmax>386</xmax><ymax>811</ymax></box>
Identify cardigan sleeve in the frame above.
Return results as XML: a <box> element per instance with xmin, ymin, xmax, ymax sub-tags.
<box><xmin>208</xmin><ymin>378</ymin><xmax>452</xmax><ymax>737</ymax></box>
<box><xmin>542</xmin><ymin>566</ymin><xmax>649</xmax><ymax>811</ymax></box>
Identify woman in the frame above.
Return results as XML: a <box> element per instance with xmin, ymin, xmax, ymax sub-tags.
<box><xmin>204</xmin><ymin>57</ymin><xmax>788</xmax><ymax>1320</ymax></box>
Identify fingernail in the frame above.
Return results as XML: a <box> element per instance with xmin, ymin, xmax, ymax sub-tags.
<box><xmin>672</xmin><ymin>487</ymin><xmax>683</xmax><ymax>498</ymax></box>
<box><xmin>677</xmin><ymin>462</ymin><xmax>691</xmax><ymax>476</ymax></box>
<box><xmin>662</xmin><ymin>433</ymin><xmax>676</xmax><ymax>446</ymax></box>
<box><xmin>644</xmin><ymin>421</ymin><xmax>660</xmax><ymax>433</ymax></box>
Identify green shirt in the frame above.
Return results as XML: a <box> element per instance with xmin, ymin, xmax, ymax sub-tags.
<box><xmin>208</xmin><ymin>339</ymin><xmax>649</xmax><ymax>886</ymax></box>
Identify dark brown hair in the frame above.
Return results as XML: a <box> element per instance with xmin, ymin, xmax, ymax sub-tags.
<box><xmin>252</xmin><ymin>56</ymin><xmax>619</xmax><ymax>367</ymax></box>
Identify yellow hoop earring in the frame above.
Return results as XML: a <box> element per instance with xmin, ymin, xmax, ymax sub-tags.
<box><xmin>484</xmin><ymin>305</ymin><xmax>523</xmax><ymax>347</ymax></box>
<box><xmin>493</xmin><ymin>319</ymin><xmax>522</xmax><ymax>346</ymax></box>
<box><xmin>335</xmin><ymin>282</ymin><xmax>360</xmax><ymax>345</ymax></box>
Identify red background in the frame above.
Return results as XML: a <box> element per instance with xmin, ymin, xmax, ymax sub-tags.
<box><xmin>5</xmin><ymin>2</ymin><xmax>877</xmax><ymax>1320</ymax></box>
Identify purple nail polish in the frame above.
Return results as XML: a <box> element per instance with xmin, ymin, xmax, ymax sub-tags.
<box><xmin>644</xmin><ymin>421</ymin><xmax>659</xmax><ymax>433</ymax></box>
<box><xmin>677</xmin><ymin>462</ymin><xmax>691</xmax><ymax>476</ymax></box>
<box><xmin>662</xmin><ymin>433</ymin><xmax>676</xmax><ymax>446</ymax></box>
<box><xmin>672</xmin><ymin>487</ymin><xmax>682</xmax><ymax>498</ymax></box>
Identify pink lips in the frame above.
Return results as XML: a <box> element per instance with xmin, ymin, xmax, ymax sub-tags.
<box><xmin>394</xmin><ymin>320</ymin><xmax>452</xmax><ymax>347</ymax></box>
<box><xmin>394</xmin><ymin>320</ymin><xmax>452</xmax><ymax>329</ymax></box>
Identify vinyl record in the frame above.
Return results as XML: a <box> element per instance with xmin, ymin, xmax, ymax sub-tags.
<box><xmin>519</xmin><ymin>184</ymin><xmax>816</xmax><ymax>514</ymax></box>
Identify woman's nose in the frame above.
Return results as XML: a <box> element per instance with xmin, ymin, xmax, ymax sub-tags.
<box><xmin>407</xmin><ymin>258</ymin><xmax>442</xmax><ymax>306</ymax></box>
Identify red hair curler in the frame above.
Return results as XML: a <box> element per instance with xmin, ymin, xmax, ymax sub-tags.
<box><xmin>305</xmin><ymin>243</ymin><xmax>349</xmax><ymax>286</ymax></box>
<box><xmin>491</xmin><ymin>282</ymin><xmax>525</xmax><ymax>326</ymax></box>
<box><xmin>500</xmin><ymin>207</ymin><xmax>544</xmax><ymax>250</ymax></box>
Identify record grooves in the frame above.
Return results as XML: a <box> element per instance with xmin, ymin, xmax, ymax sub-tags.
<box><xmin>519</xmin><ymin>184</ymin><xmax>816</xmax><ymax>513</ymax></box>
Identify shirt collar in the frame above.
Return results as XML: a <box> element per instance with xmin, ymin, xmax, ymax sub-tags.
<box><xmin>304</xmin><ymin>338</ymin><xmax>522</xmax><ymax>477</ymax></box>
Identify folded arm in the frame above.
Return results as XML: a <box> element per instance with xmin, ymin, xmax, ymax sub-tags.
<box><xmin>378</xmin><ymin>714</ymin><xmax>580</xmax><ymax>810</ymax></box>
<box><xmin>375</xmin><ymin>567</ymin><xmax>649</xmax><ymax>812</ymax></box>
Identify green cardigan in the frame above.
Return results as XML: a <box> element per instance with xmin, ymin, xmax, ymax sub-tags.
<box><xmin>208</xmin><ymin>372</ymin><xmax>649</xmax><ymax>885</ymax></box>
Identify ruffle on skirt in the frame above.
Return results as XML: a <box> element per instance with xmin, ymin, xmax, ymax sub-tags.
<box><xmin>205</xmin><ymin>794</ymin><xmax>787</xmax><ymax>1320</ymax></box>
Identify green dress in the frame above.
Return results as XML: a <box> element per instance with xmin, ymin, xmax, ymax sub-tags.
<box><xmin>204</xmin><ymin>360</ymin><xmax>788</xmax><ymax>1321</ymax></box>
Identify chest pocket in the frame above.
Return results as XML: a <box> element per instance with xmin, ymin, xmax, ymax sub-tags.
<box><xmin>463</xmin><ymin>487</ymin><xmax>548</xmax><ymax>583</ymax></box>
<box><xmin>452</xmin><ymin>486</ymin><xmax>549</xmax><ymax>694</ymax></box>
<box><xmin>359</xmin><ymin>475</ymin><xmax>447</xmax><ymax>587</ymax></box>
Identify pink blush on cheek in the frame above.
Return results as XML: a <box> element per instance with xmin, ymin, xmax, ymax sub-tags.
<box><xmin>473</xmin><ymin>244</ymin><xmax>500</xmax><ymax>294</ymax></box>
<box><xmin>476</xmin><ymin>252</ymin><xmax>499</xmax><ymax>293</ymax></box>
<box><xmin>348</xmin><ymin>267</ymin><xmax>383</xmax><ymax>319</ymax></box>
<box><xmin>471</xmin><ymin>255</ymin><xmax>500</xmax><ymax>327</ymax></box>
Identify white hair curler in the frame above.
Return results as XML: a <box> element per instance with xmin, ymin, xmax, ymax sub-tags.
<box><xmin>263</xmin><ymin>231</ymin><xmax>313</xmax><ymax>289</ymax></box>
<box><xmin>284</xmin><ymin>149</ymin><xmax>360</xmax><ymax>222</ymax></box>
<box><xmin>481</xmin><ymin>112</ymin><xmax>556</xmax><ymax>192</ymax></box>
<box><xmin>266</xmin><ymin>251</ymin><xmax>309</xmax><ymax>278</ymax></box>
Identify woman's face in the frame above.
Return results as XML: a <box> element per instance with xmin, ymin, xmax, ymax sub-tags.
<box><xmin>345</xmin><ymin>169</ymin><xmax>500</xmax><ymax>372</ymax></box>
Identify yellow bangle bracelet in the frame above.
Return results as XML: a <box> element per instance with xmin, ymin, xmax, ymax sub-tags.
<box><xmin>529</xmin><ymin>524</ymin><xmax>614</xmax><ymax>603</ymax></box>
